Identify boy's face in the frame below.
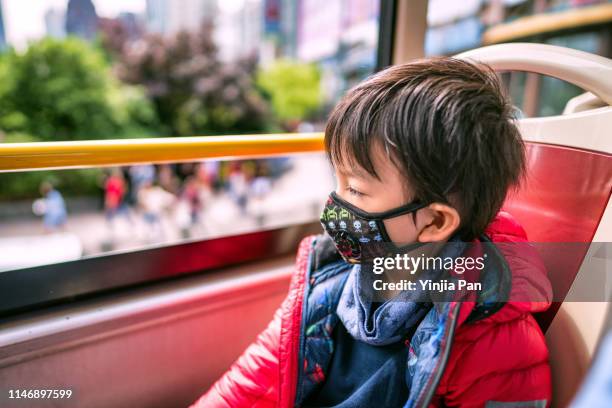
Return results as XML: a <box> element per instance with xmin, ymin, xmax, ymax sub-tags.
<box><xmin>333</xmin><ymin>143</ymin><xmax>425</xmax><ymax>245</ymax></box>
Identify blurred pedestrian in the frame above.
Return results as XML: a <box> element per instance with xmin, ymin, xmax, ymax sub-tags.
<box><xmin>137</xmin><ymin>180</ymin><xmax>175</xmax><ymax>242</ymax></box>
<box><xmin>197</xmin><ymin>160</ymin><xmax>220</xmax><ymax>191</ymax></box>
<box><xmin>128</xmin><ymin>164</ymin><xmax>155</xmax><ymax>204</ymax></box>
<box><xmin>33</xmin><ymin>181</ymin><xmax>67</xmax><ymax>233</ymax></box>
<box><xmin>177</xmin><ymin>176</ymin><xmax>205</xmax><ymax>238</ymax></box>
<box><xmin>159</xmin><ymin>164</ymin><xmax>180</xmax><ymax>194</ymax></box>
<box><xmin>250</xmin><ymin>163</ymin><xmax>272</xmax><ymax>226</ymax></box>
<box><xmin>104</xmin><ymin>168</ymin><xmax>132</xmax><ymax>240</ymax></box>
<box><xmin>184</xmin><ymin>177</ymin><xmax>203</xmax><ymax>225</ymax></box>
<box><xmin>228</xmin><ymin>162</ymin><xmax>249</xmax><ymax>215</ymax></box>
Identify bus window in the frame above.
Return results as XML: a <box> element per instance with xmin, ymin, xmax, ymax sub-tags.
<box><xmin>424</xmin><ymin>0</ymin><xmax>612</xmax><ymax>117</ymax></box>
<box><xmin>0</xmin><ymin>0</ymin><xmax>381</xmax><ymax>313</ymax></box>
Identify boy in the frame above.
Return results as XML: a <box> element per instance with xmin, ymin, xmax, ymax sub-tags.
<box><xmin>192</xmin><ymin>58</ymin><xmax>553</xmax><ymax>407</ymax></box>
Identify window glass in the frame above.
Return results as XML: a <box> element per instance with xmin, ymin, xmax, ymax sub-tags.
<box><xmin>536</xmin><ymin>31</ymin><xmax>602</xmax><ymax>116</ymax></box>
<box><xmin>0</xmin><ymin>0</ymin><xmax>380</xmax><ymax>271</ymax></box>
<box><xmin>425</xmin><ymin>0</ymin><xmax>611</xmax><ymax>117</ymax></box>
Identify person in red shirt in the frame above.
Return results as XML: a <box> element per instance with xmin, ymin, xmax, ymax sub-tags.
<box><xmin>104</xmin><ymin>168</ymin><xmax>132</xmax><ymax>240</ymax></box>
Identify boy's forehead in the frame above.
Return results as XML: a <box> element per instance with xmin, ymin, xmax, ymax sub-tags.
<box><xmin>333</xmin><ymin>141</ymin><xmax>396</xmax><ymax>180</ymax></box>
<box><xmin>334</xmin><ymin>162</ymin><xmax>371</xmax><ymax>179</ymax></box>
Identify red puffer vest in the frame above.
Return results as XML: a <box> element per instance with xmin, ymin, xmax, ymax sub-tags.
<box><xmin>191</xmin><ymin>212</ymin><xmax>553</xmax><ymax>407</ymax></box>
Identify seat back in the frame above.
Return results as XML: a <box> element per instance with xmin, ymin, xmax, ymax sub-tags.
<box><xmin>457</xmin><ymin>42</ymin><xmax>612</xmax><ymax>408</ymax></box>
<box><xmin>502</xmin><ymin>142</ymin><xmax>612</xmax><ymax>330</ymax></box>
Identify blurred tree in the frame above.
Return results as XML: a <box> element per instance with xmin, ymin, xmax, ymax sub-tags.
<box><xmin>0</xmin><ymin>38</ymin><xmax>157</xmax><ymax>201</ymax></box>
<box><xmin>113</xmin><ymin>23</ymin><xmax>271</xmax><ymax>136</ymax></box>
<box><xmin>98</xmin><ymin>16</ymin><xmax>143</xmax><ymax>62</ymax></box>
<box><xmin>0</xmin><ymin>37</ymin><xmax>157</xmax><ymax>141</ymax></box>
<box><xmin>256</xmin><ymin>59</ymin><xmax>322</xmax><ymax>123</ymax></box>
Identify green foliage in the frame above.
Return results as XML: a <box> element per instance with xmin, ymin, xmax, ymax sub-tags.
<box><xmin>0</xmin><ymin>37</ymin><xmax>158</xmax><ymax>141</ymax></box>
<box><xmin>106</xmin><ymin>78</ymin><xmax>160</xmax><ymax>138</ymax></box>
<box><xmin>256</xmin><ymin>59</ymin><xmax>322</xmax><ymax>121</ymax></box>
<box><xmin>0</xmin><ymin>38</ymin><xmax>158</xmax><ymax>200</ymax></box>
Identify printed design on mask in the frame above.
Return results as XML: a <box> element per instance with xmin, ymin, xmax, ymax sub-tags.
<box><xmin>334</xmin><ymin>230</ymin><xmax>361</xmax><ymax>263</ymax></box>
<box><xmin>321</xmin><ymin>191</ymin><xmax>429</xmax><ymax>265</ymax></box>
<box><xmin>320</xmin><ymin>196</ymin><xmax>382</xmax><ymax>264</ymax></box>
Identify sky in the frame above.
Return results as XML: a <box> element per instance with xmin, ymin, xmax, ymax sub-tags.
<box><xmin>2</xmin><ymin>0</ymin><xmax>147</xmax><ymax>49</ymax></box>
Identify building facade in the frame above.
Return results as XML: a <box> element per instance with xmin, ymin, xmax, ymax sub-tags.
<box><xmin>65</xmin><ymin>0</ymin><xmax>99</xmax><ymax>41</ymax></box>
<box><xmin>146</xmin><ymin>0</ymin><xmax>217</xmax><ymax>35</ymax></box>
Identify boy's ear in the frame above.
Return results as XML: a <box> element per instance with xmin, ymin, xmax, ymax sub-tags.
<box><xmin>417</xmin><ymin>203</ymin><xmax>461</xmax><ymax>242</ymax></box>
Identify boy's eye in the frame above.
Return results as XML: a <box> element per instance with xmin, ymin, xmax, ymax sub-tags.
<box><xmin>346</xmin><ymin>185</ymin><xmax>364</xmax><ymax>197</ymax></box>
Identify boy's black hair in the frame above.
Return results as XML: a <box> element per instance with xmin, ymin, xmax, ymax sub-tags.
<box><xmin>325</xmin><ymin>57</ymin><xmax>525</xmax><ymax>240</ymax></box>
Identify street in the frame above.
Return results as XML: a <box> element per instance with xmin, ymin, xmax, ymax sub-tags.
<box><xmin>0</xmin><ymin>154</ymin><xmax>335</xmax><ymax>270</ymax></box>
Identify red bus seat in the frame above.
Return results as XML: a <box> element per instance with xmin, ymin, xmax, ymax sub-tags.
<box><xmin>502</xmin><ymin>142</ymin><xmax>612</xmax><ymax>330</ymax></box>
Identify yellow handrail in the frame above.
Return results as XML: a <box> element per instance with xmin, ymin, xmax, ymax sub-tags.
<box><xmin>0</xmin><ymin>133</ymin><xmax>325</xmax><ymax>173</ymax></box>
<box><xmin>483</xmin><ymin>3</ymin><xmax>612</xmax><ymax>45</ymax></box>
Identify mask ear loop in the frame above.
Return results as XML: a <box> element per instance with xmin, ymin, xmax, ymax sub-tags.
<box><xmin>411</xmin><ymin>210</ymin><xmax>419</xmax><ymax>226</ymax></box>
<box><xmin>378</xmin><ymin>201</ymin><xmax>428</xmax><ymax>244</ymax></box>
<box><xmin>403</xmin><ymin>183</ymin><xmax>453</xmax><ymax>243</ymax></box>
<box><xmin>407</xmin><ymin>183</ymin><xmax>455</xmax><ymax>234</ymax></box>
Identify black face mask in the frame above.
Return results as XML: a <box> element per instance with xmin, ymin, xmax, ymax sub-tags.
<box><xmin>320</xmin><ymin>191</ymin><xmax>429</xmax><ymax>264</ymax></box>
